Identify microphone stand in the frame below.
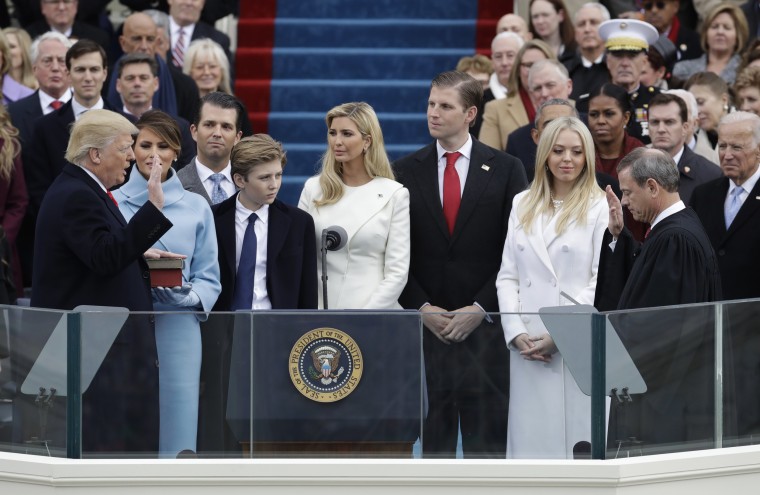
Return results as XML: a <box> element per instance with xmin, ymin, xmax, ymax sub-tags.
<box><xmin>320</xmin><ymin>229</ymin><xmax>329</xmax><ymax>309</ymax></box>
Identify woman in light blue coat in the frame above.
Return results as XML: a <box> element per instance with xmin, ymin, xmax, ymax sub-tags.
<box><xmin>113</xmin><ymin>110</ymin><xmax>221</xmax><ymax>458</ymax></box>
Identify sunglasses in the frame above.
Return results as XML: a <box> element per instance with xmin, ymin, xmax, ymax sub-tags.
<box><xmin>643</xmin><ymin>1</ymin><xmax>668</xmax><ymax>10</ymax></box>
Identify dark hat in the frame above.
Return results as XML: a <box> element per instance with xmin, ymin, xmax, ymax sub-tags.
<box><xmin>650</xmin><ymin>35</ymin><xmax>677</xmax><ymax>72</ymax></box>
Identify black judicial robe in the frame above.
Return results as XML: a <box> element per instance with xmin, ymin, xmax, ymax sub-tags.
<box><xmin>595</xmin><ymin>208</ymin><xmax>725</xmax><ymax>451</ymax></box>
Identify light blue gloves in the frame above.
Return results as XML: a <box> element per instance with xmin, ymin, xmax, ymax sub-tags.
<box><xmin>152</xmin><ymin>284</ymin><xmax>201</xmax><ymax>308</ymax></box>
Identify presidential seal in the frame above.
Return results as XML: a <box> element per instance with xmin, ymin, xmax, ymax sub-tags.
<box><xmin>289</xmin><ymin>327</ymin><xmax>363</xmax><ymax>403</ymax></box>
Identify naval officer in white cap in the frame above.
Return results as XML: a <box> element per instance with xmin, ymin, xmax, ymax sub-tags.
<box><xmin>599</xmin><ymin>19</ymin><xmax>660</xmax><ymax>144</ymax></box>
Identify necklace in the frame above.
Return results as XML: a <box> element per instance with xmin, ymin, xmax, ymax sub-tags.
<box><xmin>550</xmin><ymin>192</ymin><xmax>564</xmax><ymax>209</ymax></box>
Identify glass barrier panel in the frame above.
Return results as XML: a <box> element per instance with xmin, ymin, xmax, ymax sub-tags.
<box><xmin>0</xmin><ymin>305</ymin><xmax>69</xmax><ymax>457</ymax></box>
<box><xmin>500</xmin><ymin>307</ymin><xmax>605</xmax><ymax>460</ymax></box>
<box><xmin>718</xmin><ymin>299</ymin><xmax>760</xmax><ymax>448</ymax></box>
<box><xmin>5</xmin><ymin>301</ymin><xmax>751</xmax><ymax>460</ymax></box>
<box><xmin>603</xmin><ymin>303</ymin><xmax>723</xmax><ymax>458</ymax></box>
<box><xmin>72</xmin><ymin>309</ymin><xmax>423</xmax><ymax>460</ymax></box>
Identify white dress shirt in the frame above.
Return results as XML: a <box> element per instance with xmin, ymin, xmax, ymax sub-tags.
<box><xmin>726</xmin><ymin>164</ymin><xmax>760</xmax><ymax>213</ymax></box>
<box><xmin>195</xmin><ymin>159</ymin><xmax>237</xmax><ymax>199</ymax></box>
<box><xmin>234</xmin><ymin>197</ymin><xmax>271</xmax><ymax>310</ymax></box>
<box><xmin>72</xmin><ymin>97</ymin><xmax>104</xmax><ymax>121</ymax></box>
<box><xmin>650</xmin><ymin>200</ymin><xmax>686</xmax><ymax>229</ymax></box>
<box><xmin>39</xmin><ymin>88</ymin><xmax>72</xmax><ymax>115</ymax></box>
<box><xmin>436</xmin><ymin>134</ymin><xmax>473</xmax><ymax>203</ymax></box>
<box><xmin>169</xmin><ymin>16</ymin><xmax>196</xmax><ymax>52</ymax></box>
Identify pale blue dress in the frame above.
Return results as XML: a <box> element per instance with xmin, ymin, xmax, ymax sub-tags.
<box><xmin>114</xmin><ymin>167</ymin><xmax>221</xmax><ymax>457</ymax></box>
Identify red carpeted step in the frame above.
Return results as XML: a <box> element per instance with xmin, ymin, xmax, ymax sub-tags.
<box><xmin>235</xmin><ymin>79</ymin><xmax>271</xmax><ymax>114</ymax></box>
<box><xmin>240</xmin><ymin>0</ymin><xmax>277</xmax><ymax>19</ymax></box>
<box><xmin>250</xmin><ymin>112</ymin><xmax>269</xmax><ymax>134</ymax></box>
<box><xmin>237</xmin><ymin>19</ymin><xmax>276</xmax><ymax>48</ymax></box>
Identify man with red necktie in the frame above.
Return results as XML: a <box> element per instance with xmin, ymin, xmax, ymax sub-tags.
<box><xmin>394</xmin><ymin>70</ymin><xmax>527</xmax><ymax>458</ymax></box>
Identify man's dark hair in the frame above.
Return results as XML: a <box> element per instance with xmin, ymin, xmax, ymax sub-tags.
<box><xmin>649</xmin><ymin>92</ymin><xmax>688</xmax><ymax>124</ymax></box>
<box><xmin>65</xmin><ymin>39</ymin><xmax>107</xmax><ymax>70</ymax></box>
<box><xmin>117</xmin><ymin>53</ymin><xmax>158</xmax><ymax>78</ymax></box>
<box><xmin>193</xmin><ymin>91</ymin><xmax>243</xmax><ymax>132</ymax></box>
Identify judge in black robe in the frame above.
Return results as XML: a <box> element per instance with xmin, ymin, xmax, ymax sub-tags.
<box><xmin>594</xmin><ymin>148</ymin><xmax>724</xmax><ymax>455</ymax></box>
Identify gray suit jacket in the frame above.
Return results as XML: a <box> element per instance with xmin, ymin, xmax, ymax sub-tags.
<box><xmin>177</xmin><ymin>158</ymin><xmax>212</xmax><ymax>204</ymax></box>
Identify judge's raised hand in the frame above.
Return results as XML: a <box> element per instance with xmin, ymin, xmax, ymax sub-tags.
<box><xmin>519</xmin><ymin>333</ymin><xmax>556</xmax><ymax>363</ymax></box>
<box><xmin>147</xmin><ymin>155</ymin><xmax>165</xmax><ymax>210</ymax></box>
<box><xmin>440</xmin><ymin>305</ymin><xmax>485</xmax><ymax>343</ymax></box>
<box><xmin>606</xmin><ymin>185</ymin><xmax>624</xmax><ymax>238</ymax></box>
<box><xmin>420</xmin><ymin>304</ymin><xmax>453</xmax><ymax>344</ymax></box>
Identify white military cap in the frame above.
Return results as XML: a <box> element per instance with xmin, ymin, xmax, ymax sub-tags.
<box><xmin>599</xmin><ymin>19</ymin><xmax>659</xmax><ymax>52</ymax></box>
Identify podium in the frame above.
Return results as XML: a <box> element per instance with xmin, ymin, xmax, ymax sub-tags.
<box><xmin>226</xmin><ymin>310</ymin><xmax>423</xmax><ymax>457</ymax></box>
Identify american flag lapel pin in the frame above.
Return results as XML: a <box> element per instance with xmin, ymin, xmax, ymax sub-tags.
<box><xmin>481</xmin><ymin>164</ymin><xmax>490</xmax><ymax>171</ymax></box>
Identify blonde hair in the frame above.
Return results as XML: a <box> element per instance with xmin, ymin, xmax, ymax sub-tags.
<box><xmin>519</xmin><ymin>116</ymin><xmax>603</xmax><ymax>234</ymax></box>
<box><xmin>314</xmin><ymin>102</ymin><xmax>393</xmax><ymax>207</ymax></box>
<box><xmin>3</xmin><ymin>28</ymin><xmax>37</xmax><ymax>90</ymax></box>
<box><xmin>700</xmin><ymin>2</ymin><xmax>748</xmax><ymax>55</ymax></box>
<box><xmin>506</xmin><ymin>39</ymin><xmax>555</xmax><ymax>95</ymax></box>
<box><xmin>0</xmin><ymin>105</ymin><xmax>20</xmax><ymax>182</ymax></box>
<box><xmin>0</xmin><ymin>30</ymin><xmax>12</xmax><ymax>96</ymax></box>
<box><xmin>65</xmin><ymin>110</ymin><xmax>138</xmax><ymax>166</ymax></box>
<box><xmin>183</xmin><ymin>38</ymin><xmax>232</xmax><ymax>95</ymax></box>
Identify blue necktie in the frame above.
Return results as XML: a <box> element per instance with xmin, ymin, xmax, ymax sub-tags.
<box><xmin>231</xmin><ymin>213</ymin><xmax>258</xmax><ymax>310</ymax></box>
<box><xmin>209</xmin><ymin>173</ymin><xmax>228</xmax><ymax>205</ymax></box>
<box><xmin>725</xmin><ymin>186</ymin><xmax>743</xmax><ymax>228</ymax></box>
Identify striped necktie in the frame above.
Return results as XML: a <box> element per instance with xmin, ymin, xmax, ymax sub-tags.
<box><xmin>172</xmin><ymin>28</ymin><xmax>186</xmax><ymax>68</ymax></box>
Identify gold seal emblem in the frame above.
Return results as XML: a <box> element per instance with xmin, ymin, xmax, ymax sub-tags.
<box><xmin>289</xmin><ymin>327</ymin><xmax>363</xmax><ymax>403</ymax></box>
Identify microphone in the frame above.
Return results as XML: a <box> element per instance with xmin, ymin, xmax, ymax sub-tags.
<box><xmin>323</xmin><ymin>226</ymin><xmax>347</xmax><ymax>251</ymax></box>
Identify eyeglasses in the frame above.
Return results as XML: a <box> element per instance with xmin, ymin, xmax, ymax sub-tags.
<box><xmin>642</xmin><ymin>1</ymin><xmax>668</xmax><ymax>10</ymax></box>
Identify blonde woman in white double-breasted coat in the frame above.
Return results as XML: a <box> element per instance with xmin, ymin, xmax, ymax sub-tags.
<box><xmin>496</xmin><ymin>116</ymin><xmax>607</xmax><ymax>459</ymax></box>
<box><xmin>298</xmin><ymin>102</ymin><xmax>409</xmax><ymax>309</ymax></box>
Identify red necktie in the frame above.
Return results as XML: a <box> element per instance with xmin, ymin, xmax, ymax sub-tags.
<box><xmin>107</xmin><ymin>191</ymin><xmax>118</xmax><ymax>207</ymax></box>
<box><xmin>443</xmin><ymin>151</ymin><xmax>462</xmax><ymax>234</ymax></box>
<box><xmin>50</xmin><ymin>100</ymin><xmax>62</xmax><ymax>110</ymax></box>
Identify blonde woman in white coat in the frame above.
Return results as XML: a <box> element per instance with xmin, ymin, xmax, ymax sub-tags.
<box><xmin>496</xmin><ymin>116</ymin><xmax>607</xmax><ymax>459</ymax></box>
<box><xmin>298</xmin><ymin>102</ymin><xmax>410</xmax><ymax>309</ymax></box>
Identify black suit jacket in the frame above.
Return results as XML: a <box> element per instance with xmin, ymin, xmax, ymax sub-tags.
<box><xmin>25</xmin><ymin>99</ymin><xmax>117</xmax><ymax>215</ymax></box>
<box><xmin>26</xmin><ymin>19</ymin><xmax>110</xmax><ymax>49</ymax></box>
<box><xmin>7</xmin><ymin>90</ymin><xmax>43</xmax><ymax>152</ymax></box>
<box><xmin>212</xmin><ymin>194</ymin><xmax>318</xmax><ymax>310</ymax></box>
<box><xmin>30</xmin><ymin>163</ymin><xmax>172</xmax><ymax>451</ymax></box>
<box><xmin>676</xmin><ymin>145</ymin><xmax>723</xmax><ymax>205</ymax></box>
<box><xmin>690</xmin><ymin>176</ymin><xmax>760</xmax><ymax>301</ymax></box>
<box><xmin>168</xmin><ymin>65</ymin><xmax>201</xmax><ymax>123</ymax></box>
<box><xmin>394</xmin><ymin>139</ymin><xmax>527</xmax><ymax>312</ymax></box>
<box><xmin>743</xmin><ymin>1</ymin><xmax>759</xmax><ymax>42</ymax></box>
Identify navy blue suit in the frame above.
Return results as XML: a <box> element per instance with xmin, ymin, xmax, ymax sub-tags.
<box><xmin>197</xmin><ymin>194</ymin><xmax>318</xmax><ymax>452</ymax></box>
<box><xmin>30</xmin><ymin>163</ymin><xmax>172</xmax><ymax>452</ymax></box>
